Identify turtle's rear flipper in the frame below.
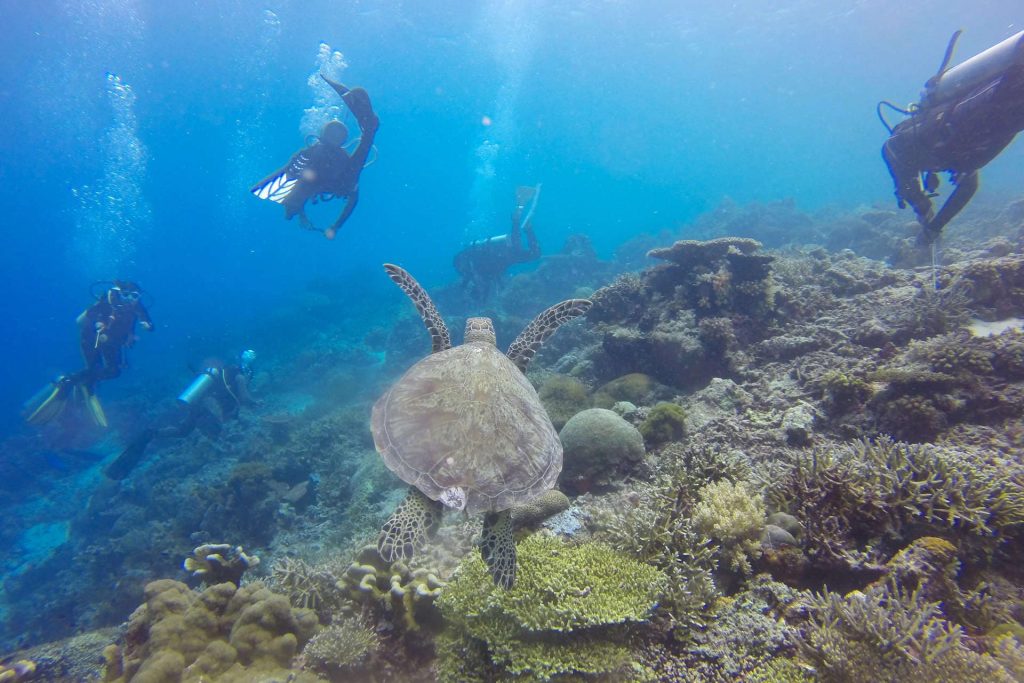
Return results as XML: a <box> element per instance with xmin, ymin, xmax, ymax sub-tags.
<box><xmin>481</xmin><ymin>510</ymin><xmax>516</xmax><ymax>589</ymax></box>
<box><xmin>378</xmin><ymin>487</ymin><xmax>443</xmax><ymax>563</ymax></box>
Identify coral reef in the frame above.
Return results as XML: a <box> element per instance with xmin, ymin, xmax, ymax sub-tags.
<box><xmin>435</xmin><ymin>533</ymin><xmax>666</xmax><ymax>682</ymax></box>
<box><xmin>0</xmin><ymin>660</ymin><xmax>35</xmax><ymax>683</ymax></box>
<box><xmin>103</xmin><ymin>579</ymin><xmax>319</xmax><ymax>682</ymax></box>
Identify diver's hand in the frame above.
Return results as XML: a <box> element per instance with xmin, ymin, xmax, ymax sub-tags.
<box><xmin>140</xmin><ymin>321</ymin><xmax>153</xmax><ymax>331</ymax></box>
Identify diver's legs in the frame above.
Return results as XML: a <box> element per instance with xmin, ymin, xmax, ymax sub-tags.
<box><xmin>926</xmin><ymin>170</ymin><xmax>979</xmax><ymax>240</ymax></box>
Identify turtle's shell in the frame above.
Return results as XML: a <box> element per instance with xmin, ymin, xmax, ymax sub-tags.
<box><xmin>371</xmin><ymin>340</ymin><xmax>562</xmax><ymax>515</ymax></box>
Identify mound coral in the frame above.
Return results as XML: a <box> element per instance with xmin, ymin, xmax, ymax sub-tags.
<box><xmin>591</xmin><ymin>372</ymin><xmax>659</xmax><ymax>409</ymax></box>
<box><xmin>183</xmin><ymin>543</ymin><xmax>259</xmax><ymax>586</ymax></box>
<box><xmin>103</xmin><ymin>579</ymin><xmax>319</xmax><ymax>683</ymax></box>
<box><xmin>536</xmin><ymin>374</ymin><xmax>591</xmax><ymax>429</ymax></box>
<box><xmin>436</xmin><ymin>533</ymin><xmax>666</xmax><ymax>682</ymax></box>
<box><xmin>559</xmin><ymin>408</ymin><xmax>645</xmax><ymax>493</ymax></box>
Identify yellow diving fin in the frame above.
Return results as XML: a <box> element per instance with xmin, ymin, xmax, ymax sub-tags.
<box><xmin>78</xmin><ymin>385</ymin><xmax>109</xmax><ymax>428</ymax></box>
<box><xmin>24</xmin><ymin>379</ymin><xmax>72</xmax><ymax>426</ymax></box>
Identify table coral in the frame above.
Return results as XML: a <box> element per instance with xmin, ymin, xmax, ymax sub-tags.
<box><xmin>436</xmin><ymin>533</ymin><xmax>666</xmax><ymax>682</ymax></box>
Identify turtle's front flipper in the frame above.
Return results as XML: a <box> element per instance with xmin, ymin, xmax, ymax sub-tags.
<box><xmin>383</xmin><ymin>264</ymin><xmax>452</xmax><ymax>353</ymax></box>
<box><xmin>378</xmin><ymin>487</ymin><xmax>443</xmax><ymax>563</ymax></box>
<box><xmin>507</xmin><ymin>299</ymin><xmax>593</xmax><ymax>373</ymax></box>
<box><xmin>480</xmin><ymin>510</ymin><xmax>516</xmax><ymax>588</ymax></box>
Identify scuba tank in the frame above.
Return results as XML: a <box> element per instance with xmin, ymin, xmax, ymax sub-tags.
<box><xmin>922</xmin><ymin>30</ymin><xmax>1024</xmax><ymax>109</ymax></box>
<box><xmin>468</xmin><ymin>234</ymin><xmax>509</xmax><ymax>249</ymax></box>
<box><xmin>178</xmin><ymin>369</ymin><xmax>218</xmax><ymax>406</ymax></box>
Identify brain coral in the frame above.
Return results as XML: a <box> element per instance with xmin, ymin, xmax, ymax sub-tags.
<box><xmin>558</xmin><ymin>408</ymin><xmax>645</xmax><ymax>493</ymax></box>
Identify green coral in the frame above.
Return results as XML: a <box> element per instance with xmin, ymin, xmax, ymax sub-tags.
<box><xmin>537</xmin><ymin>374</ymin><xmax>591</xmax><ymax>429</ymax></box>
<box><xmin>638</xmin><ymin>401</ymin><xmax>687</xmax><ymax>444</ymax></box>
<box><xmin>436</xmin><ymin>533</ymin><xmax>666</xmax><ymax>682</ymax></box>
<box><xmin>693</xmin><ymin>480</ymin><xmax>766</xmax><ymax>575</ymax></box>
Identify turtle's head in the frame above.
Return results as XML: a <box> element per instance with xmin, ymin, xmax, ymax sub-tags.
<box><xmin>465</xmin><ymin>317</ymin><xmax>496</xmax><ymax>345</ymax></box>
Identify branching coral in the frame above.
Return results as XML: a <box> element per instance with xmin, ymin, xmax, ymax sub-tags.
<box><xmin>764</xmin><ymin>438</ymin><xmax>1024</xmax><ymax>572</ymax></box>
<box><xmin>435</xmin><ymin>533</ymin><xmax>666</xmax><ymax>682</ymax></box>
<box><xmin>591</xmin><ymin>444</ymin><xmax>748</xmax><ymax>629</ymax></box>
<box><xmin>270</xmin><ymin>556</ymin><xmax>346</xmax><ymax>621</ymax></box>
<box><xmin>693</xmin><ymin>480</ymin><xmax>766</xmax><ymax>575</ymax></box>
<box><xmin>797</xmin><ymin>578</ymin><xmax>1021</xmax><ymax>682</ymax></box>
<box><xmin>299</xmin><ymin>618</ymin><xmax>379</xmax><ymax>677</ymax></box>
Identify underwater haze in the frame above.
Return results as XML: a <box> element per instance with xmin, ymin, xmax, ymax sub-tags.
<box><xmin>2</xmin><ymin>0</ymin><xmax>1024</xmax><ymax>679</ymax></box>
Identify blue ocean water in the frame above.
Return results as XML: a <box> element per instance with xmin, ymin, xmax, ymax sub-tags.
<box><xmin>1</xmin><ymin>0</ymin><xmax>1023</xmax><ymax>662</ymax></box>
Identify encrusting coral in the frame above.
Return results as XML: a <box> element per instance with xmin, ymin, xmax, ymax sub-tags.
<box><xmin>102</xmin><ymin>579</ymin><xmax>320</xmax><ymax>683</ymax></box>
<box><xmin>435</xmin><ymin>533</ymin><xmax>667</xmax><ymax>682</ymax></box>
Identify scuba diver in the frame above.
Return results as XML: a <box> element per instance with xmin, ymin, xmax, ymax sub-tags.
<box><xmin>880</xmin><ymin>29</ymin><xmax>1024</xmax><ymax>245</ymax></box>
<box><xmin>251</xmin><ymin>74</ymin><xmax>379</xmax><ymax>240</ymax></box>
<box><xmin>105</xmin><ymin>350</ymin><xmax>258</xmax><ymax>480</ymax></box>
<box><xmin>453</xmin><ymin>185</ymin><xmax>543</xmax><ymax>301</ymax></box>
<box><xmin>25</xmin><ymin>281</ymin><xmax>154</xmax><ymax>428</ymax></box>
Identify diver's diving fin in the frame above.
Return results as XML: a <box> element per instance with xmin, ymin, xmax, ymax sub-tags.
<box><xmin>24</xmin><ymin>378</ymin><xmax>73</xmax><ymax>426</ymax></box>
<box><xmin>78</xmin><ymin>385</ymin><xmax>109</xmax><ymax>428</ymax></box>
<box><xmin>516</xmin><ymin>184</ymin><xmax>542</xmax><ymax>229</ymax></box>
<box><xmin>321</xmin><ymin>75</ymin><xmax>375</xmax><ymax>130</ymax></box>
<box><xmin>251</xmin><ymin>172</ymin><xmax>298</xmax><ymax>204</ymax></box>
<box><xmin>105</xmin><ymin>428</ymin><xmax>156</xmax><ymax>480</ymax></box>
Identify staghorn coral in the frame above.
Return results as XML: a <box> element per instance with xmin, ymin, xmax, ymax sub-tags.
<box><xmin>435</xmin><ymin>533</ymin><xmax>666</xmax><ymax>682</ymax></box>
<box><xmin>764</xmin><ymin>438</ymin><xmax>1024</xmax><ymax>577</ymax></box>
<box><xmin>270</xmin><ymin>556</ymin><xmax>346</xmax><ymax>621</ymax></box>
<box><xmin>102</xmin><ymin>579</ymin><xmax>320</xmax><ymax>683</ymax></box>
<box><xmin>299</xmin><ymin>618</ymin><xmax>379</xmax><ymax>678</ymax></box>
<box><xmin>639</xmin><ymin>401</ymin><xmax>688</xmax><ymax>445</ymax></box>
<box><xmin>797</xmin><ymin>577</ymin><xmax>1021</xmax><ymax>683</ymax></box>
<box><xmin>693</xmin><ymin>480</ymin><xmax>767</xmax><ymax>576</ymax></box>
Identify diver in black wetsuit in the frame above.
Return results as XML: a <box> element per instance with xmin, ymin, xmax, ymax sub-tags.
<box><xmin>251</xmin><ymin>75</ymin><xmax>379</xmax><ymax>240</ymax></box>
<box><xmin>881</xmin><ymin>30</ymin><xmax>1024</xmax><ymax>243</ymax></box>
<box><xmin>454</xmin><ymin>186</ymin><xmax>542</xmax><ymax>301</ymax></box>
<box><xmin>25</xmin><ymin>281</ymin><xmax>154</xmax><ymax>428</ymax></box>
<box><xmin>105</xmin><ymin>350</ymin><xmax>258</xmax><ymax>480</ymax></box>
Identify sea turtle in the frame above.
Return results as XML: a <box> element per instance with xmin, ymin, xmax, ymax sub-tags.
<box><xmin>372</xmin><ymin>263</ymin><xmax>591</xmax><ymax>588</ymax></box>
